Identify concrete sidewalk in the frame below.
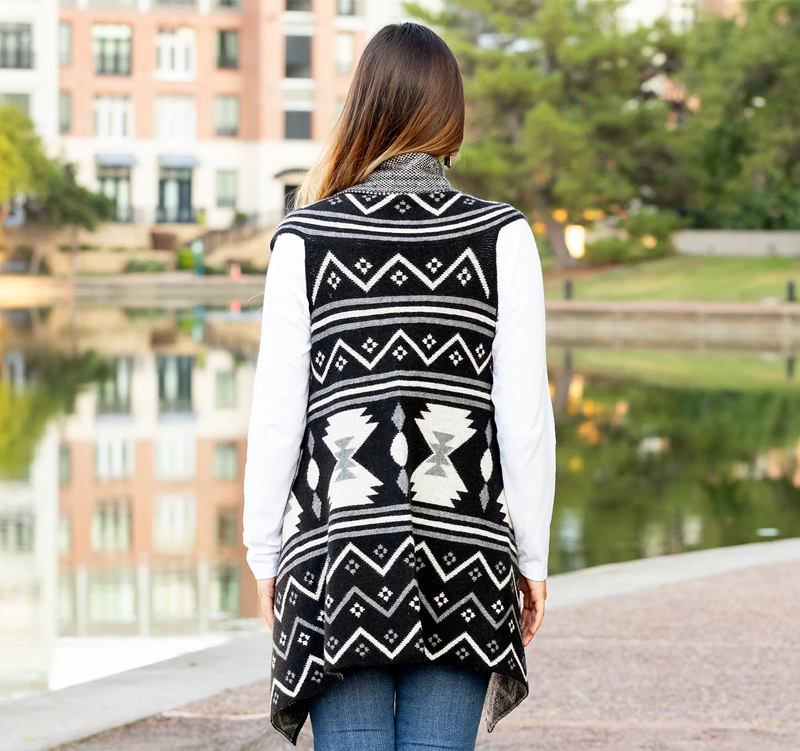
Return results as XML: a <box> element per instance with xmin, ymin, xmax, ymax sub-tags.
<box><xmin>5</xmin><ymin>539</ymin><xmax>799</xmax><ymax>751</ymax></box>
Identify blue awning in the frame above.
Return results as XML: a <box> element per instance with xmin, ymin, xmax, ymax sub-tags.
<box><xmin>96</xmin><ymin>153</ymin><xmax>138</xmax><ymax>167</ymax></box>
<box><xmin>159</xmin><ymin>154</ymin><xmax>201</xmax><ymax>169</ymax></box>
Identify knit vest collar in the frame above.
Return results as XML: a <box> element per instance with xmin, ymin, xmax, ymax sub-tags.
<box><xmin>345</xmin><ymin>151</ymin><xmax>453</xmax><ymax>195</ymax></box>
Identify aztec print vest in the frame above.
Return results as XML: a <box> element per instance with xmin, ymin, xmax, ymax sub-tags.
<box><xmin>267</xmin><ymin>152</ymin><xmax>529</xmax><ymax>743</ymax></box>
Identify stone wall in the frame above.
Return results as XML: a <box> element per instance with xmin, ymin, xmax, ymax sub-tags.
<box><xmin>674</xmin><ymin>230</ymin><xmax>800</xmax><ymax>257</ymax></box>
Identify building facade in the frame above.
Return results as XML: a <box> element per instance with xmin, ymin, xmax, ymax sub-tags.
<box><xmin>56</xmin><ymin>0</ymin><xmax>419</xmax><ymax>230</ymax></box>
<box><xmin>0</xmin><ymin>0</ymin><xmax>60</xmax><ymax>149</ymax></box>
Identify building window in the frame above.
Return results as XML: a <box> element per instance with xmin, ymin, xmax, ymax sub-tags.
<box><xmin>214</xmin><ymin>95</ymin><xmax>239</xmax><ymax>136</ymax></box>
<box><xmin>213</xmin><ymin>442</ymin><xmax>238</xmax><ymax>480</ymax></box>
<box><xmin>59</xmin><ymin>445</ymin><xmax>71</xmax><ymax>485</ymax></box>
<box><xmin>94</xmin><ymin>436</ymin><xmax>134</xmax><ymax>480</ymax></box>
<box><xmin>0</xmin><ymin>512</ymin><xmax>34</xmax><ymax>553</ymax></box>
<box><xmin>151</xmin><ymin>565</ymin><xmax>197</xmax><ymax>620</ymax></box>
<box><xmin>59</xmin><ymin>22</ymin><xmax>71</xmax><ymax>67</ymax></box>
<box><xmin>284</xmin><ymin>184</ymin><xmax>299</xmax><ymax>214</ymax></box>
<box><xmin>91</xmin><ymin>500</ymin><xmax>132</xmax><ymax>553</ymax></box>
<box><xmin>217</xmin><ymin>29</ymin><xmax>238</xmax><ymax>69</ymax></box>
<box><xmin>59</xmin><ymin>92</ymin><xmax>71</xmax><ymax>134</ymax></box>
<box><xmin>155</xmin><ymin>95</ymin><xmax>196</xmax><ymax>142</ymax></box>
<box><xmin>58</xmin><ymin>513</ymin><xmax>71</xmax><ymax>554</ymax></box>
<box><xmin>285</xmin><ymin>110</ymin><xmax>311</xmax><ymax>140</ymax></box>
<box><xmin>216</xmin><ymin>508</ymin><xmax>238</xmax><ymax>548</ymax></box>
<box><xmin>337</xmin><ymin>0</ymin><xmax>358</xmax><ymax>15</ymax></box>
<box><xmin>94</xmin><ymin>95</ymin><xmax>133</xmax><ymax>140</ymax></box>
<box><xmin>87</xmin><ymin>568</ymin><xmax>137</xmax><ymax>625</ymax></box>
<box><xmin>158</xmin><ymin>167</ymin><xmax>194</xmax><ymax>223</ymax></box>
<box><xmin>154</xmin><ymin>494</ymin><xmax>196</xmax><ymax>553</ymax></box>
<box><xmin>156</xmin><ymin>28</ymin><xmax>196</xmax><ymax>81</ymax></box>
<box><xmin>286</xmin><ymin>0</ymin><xmax>312</xmax><ymax>10</ymax></box>
<box><xmin>97</xmin><ymin>357</ymin><xmax>133</xmax><ymax>413</ymax></box>
<box><xmin>156</xmin><ymin>355</ymin><xmax>193</xmax><ymax>413</ymax></box>
<box><xmin>216</xmin><ymin>0</ymin><xmax>240</xmax><ymax>8</ymax></box>
<box><xmin>0</xmin><ymin>93</ymin><xmax>30</xmax><ymax>116</ymax></box>
<box><xmin>155</xmin><ymin>433</ymin><xmax>196</xmax><ymax>480</ymax></box>
<box><xmin>215</xmin><ymin>370</ymin><xmax>237</xmax><ymax>407</ymax></box>
<box><xmin>285</xmin><ymin>35</ymin><xmax>311</xmax><ymax>78</ymax></box>
<box><xmin>335</xmin><ymin>33</ymin><xmax>354</xmax><ymax>75</ymax></box>
<box><xmin>97</xmin><ymin>167</ymin><xmax>133</xmax><ymax>223</ymax></box>
<box><xmin>0</xmin><ymin>23</ymin><xmax>33</xmax><ymax>69</ymax></box>
<box><xmin>211</xmin><ymin>564</ymin><xmax>239</xmax><ymax>615</ymax></box>
<box><xmin>92</xmin><ymin>25</ymin><xmax>132</xmax><ymax>76</ymax></box>
<box><xmin>215</xmin><ymin>171</ymin><xmax>237</xmax><ymax>209</ymax></box>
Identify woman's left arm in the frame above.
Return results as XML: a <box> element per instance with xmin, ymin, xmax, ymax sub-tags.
<box><xmin>243</xmin><ymin>232</ymin><xmax>311</xmax><ymax>587</ymax></box>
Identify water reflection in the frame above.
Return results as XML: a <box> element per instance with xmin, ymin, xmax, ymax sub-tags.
<box><xmin>1</xmin><ymin>304</ymin><xmax>799</xmax><ymax>699</ymax></box>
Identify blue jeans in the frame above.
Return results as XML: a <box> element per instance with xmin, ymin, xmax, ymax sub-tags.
<box><xmin>308</xmin><ymin>663</ymin><xmax>490</xmax><ymax>751</ymax></box>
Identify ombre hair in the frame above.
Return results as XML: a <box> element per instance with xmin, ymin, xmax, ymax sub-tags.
<box><xmin>294</xmin><ymin>22</ymin><xmax>465</xmax><ymax>208</ymax></box>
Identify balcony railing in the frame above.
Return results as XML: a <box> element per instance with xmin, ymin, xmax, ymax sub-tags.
<box><xmin>217</xmin><ymin>54</ymin><xmax>238</xmax><ymax>70</ymax></box>
<box><xmin>0</xmin><ymin>49</ymin><xmax>33</xmax><ymax>70</ymax></box>
<box><xmin>215</xmin><ymin>0</ymin><xmax>240</xmax><ymax>8</ymax></box>
<box><xmin>286</xmin><ymin>0</ymin><xmax>312</xmax><ymax>11</ymax></box>
<box><xmin>156</xmin><ymin>206</ymin><xmax>197</xmax><ymax>224</ymax></box>
<box><xmin>154</xmin><ymin>0</ymin><xmax>198</xmax><ymax>8</ymax></box>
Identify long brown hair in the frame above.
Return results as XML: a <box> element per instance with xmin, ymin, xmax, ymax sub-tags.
<box><xmin>294</xmin><ymin>22</ymin><xmax>465</xmax><ymax>208</ymax></box>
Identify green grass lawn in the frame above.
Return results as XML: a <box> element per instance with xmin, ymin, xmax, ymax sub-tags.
<box><xmin>547</xmin><ymin>347</ymin><xmax>798</xmax><ymax>393</ymax></box>
<box><xmin>543</xmin><ymin>255</ymin><xmax>800</xmax><ymax>302</ymax></box>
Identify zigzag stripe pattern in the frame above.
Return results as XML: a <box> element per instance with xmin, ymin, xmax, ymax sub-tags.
<box><xmin>266</xmin><ymin>152</ymin><xmax>530</xmax><ymax>745</ymax></box>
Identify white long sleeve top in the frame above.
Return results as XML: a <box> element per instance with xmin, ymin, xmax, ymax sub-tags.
<box><xmin>243</xmin><ymin>217</ymin><xmax>557</xmax><ymax>582</ymax></box>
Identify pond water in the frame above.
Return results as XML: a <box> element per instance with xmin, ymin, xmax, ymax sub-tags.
<box><xmin>1</xmin><ymin>303</ymin><xmax>798</xmax><ymax>700</ymax></box>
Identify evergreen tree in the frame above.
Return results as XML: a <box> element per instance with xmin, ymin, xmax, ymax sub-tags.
<box><xmin>408</xmin><ymin>0</ymin><xmax>690</xmax><ymax>267</ymax></box>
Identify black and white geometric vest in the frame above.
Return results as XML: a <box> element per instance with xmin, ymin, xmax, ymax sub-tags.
<box><xmin>268</xmin><ymin>152</ymin><xmax>529</xmax><ymax>743</ymax></box>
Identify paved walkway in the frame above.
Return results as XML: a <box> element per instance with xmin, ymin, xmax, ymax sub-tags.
<box><xmin>13</xmin><ymin>540</ymin><xmax>800</xmax><ymax>751</ymax></box>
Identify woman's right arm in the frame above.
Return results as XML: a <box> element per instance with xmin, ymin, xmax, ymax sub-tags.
<box><xmin>243</xmin><ymin>232</ymin><xmax>311</xmax><ymax>588</ymax></box>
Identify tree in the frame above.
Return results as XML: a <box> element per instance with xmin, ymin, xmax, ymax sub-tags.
<box><xmin>408</xmin><ymin>0</ymin><xmax>691</xmax><ymax>267</ymax></box>
<box><xmin>680</xmin><ymin>0</ymin><xmax>800</xmax><ymax>229</ymax></box>
<box><xmin>33</xmin><ymin>162</ymin><xmax>115</xmax><ymax>273</ymax></box>
<box><xmin>0</xmin><ymin>105</ymin><xmax>54</xmax><ymax>248</ymax></box>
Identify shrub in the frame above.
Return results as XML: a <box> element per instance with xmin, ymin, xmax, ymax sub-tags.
<box><xmin>584</xmin><ymin>237</ymin><xmax>635</xmax><ymax>265</ymax></box>
<box><xmin>123</xmin><ymin>259</ymin><xmax>167</xmax><ymax>273</ymax></box>
<box><xmin>176</xmin><ymin>247</ymin><xmax>194</xmax><ymax>270</ymax></box>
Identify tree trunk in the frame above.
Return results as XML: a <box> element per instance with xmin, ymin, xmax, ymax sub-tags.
<box><xmin>29</xmin><ymin>244</ymin><xmax>43</xmax><ymax>275</ymax></box>
<box><xmin>0</xmin><ymin>205</ymin><xmax>9</xmax><ymax>255</ymax></box>
<box><xmin>544</xmin><ymin>216</ymin><xmax>581</xmax><ymax>270</ymax></box>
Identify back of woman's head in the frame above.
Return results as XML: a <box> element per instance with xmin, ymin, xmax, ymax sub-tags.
<box><xmin>294</xmin><ymin>22</ymin><xmax>464</xmax><ymax>207</ymax></box>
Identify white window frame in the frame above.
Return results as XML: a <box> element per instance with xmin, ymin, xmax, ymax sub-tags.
<box><xmin>155</xmin><ymin>95</ymin><xmax>197</xmax><ymax>143</ymax></box>
<box><xmin>156</xmin><ymin>27</ymin><xmax>197</xmax><ymax>82</ymax></box>
<box><xmin>93</xmin><ymin>95</ymin><xmax>134</xmax><ymax>142</ymax></box>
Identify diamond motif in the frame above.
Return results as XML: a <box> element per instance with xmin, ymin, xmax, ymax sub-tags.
<box><xmin>390</xmin><ymin>269</ymin><xmax>409</xmax><ymax>285</ymax></box>
<box><xmin>362</xmin><ymin>337</ymin><xmax>379</xmax><ymax>353</ymax></box>
<box><xmin>350</xmin><ymin>602</ymin><xmax>365</xmax><ymax>618</ymax></box>
<box><xmin>434</xmin><ymin>592</ymin><xmax>448</xmax><ymax>607</ymax></box>
<box><xmin>354</xmin><ymin>257</ymin><xmax>373</xmax><ymax>274</ymax></box>
<box><xmin>392</xmin><ymin>345</ymin><xmax>408</xmax><ymax>360</ymax></box>
<box><xmin>327</xmin><ymin>271</ymin><xmax>341</xmax><ymax>289</ymax></box>
<box><xmin>345</xmin><ymin>559</ymin><xmax>360</xmax><ymax>574</ymax></box>
<box><xmin>455</xmin><ymin>646</ymin><xmax>470</xmax><ymax>660</ymax></box>
<box><xmin>377</xmin><ymin>586</ymin><xmax>393</xmax><ymax>602</ymax></box>
<box><xmin>457</xmin><ymin>268</ymin><xmax>472</xmax><ymax>285</ymax></box>
<box><xmin>315</xmin><ymin>351</ymin><xmax>325</xmax><ymax>366</ymax></box>
<box><xmin>426</xmin><ymin>257</ymin><xmax>443</xmax><ymax>273</ymax></box>
<box><xmin>475</xmin><ymin>343</ymin><xmax>486</xmax><ymax>359</ymax></box>
<box><xmin>422</xmin><ymin>333</ymin><xmax>437</xmax><ymax>349</ymax></box>
<box><xmin>449</xmin><ymin>350</ymin><xmax>463</xmax><ymax>366</ymax></box>
<box><xmin>334</xmin><ymin>355</ymin><xmax>348</xmax><ymax>371</ymax></box>
<box><xmin>394</xmin><ymin>199</ymin><xmax>410</xmax><ymax>213</ymax></box>
<box><xmin>355</xmin><ymin>642</ymin><xmax>369</xmax><ymax>656</ymax></box>
<box><xmin>384</xmin><ymin>629</ymin><xmax>398</xmax><ymax>644</ymax></box>
<box><xmin>461</xmin><ymin>608</ymin><xmax>476</xmax><ymax>622</ymax></box>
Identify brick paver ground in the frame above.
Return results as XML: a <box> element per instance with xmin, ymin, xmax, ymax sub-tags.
<box><xmin>56</xmin><ymin>559</ymin><xmax>800</xmax><ymax>751</ymax></box>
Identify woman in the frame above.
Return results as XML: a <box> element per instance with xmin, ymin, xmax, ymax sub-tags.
<box><xmin>243</xmin><ymin>22</ymin><xmax>556</xmax><ymax>751</ymax></box>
